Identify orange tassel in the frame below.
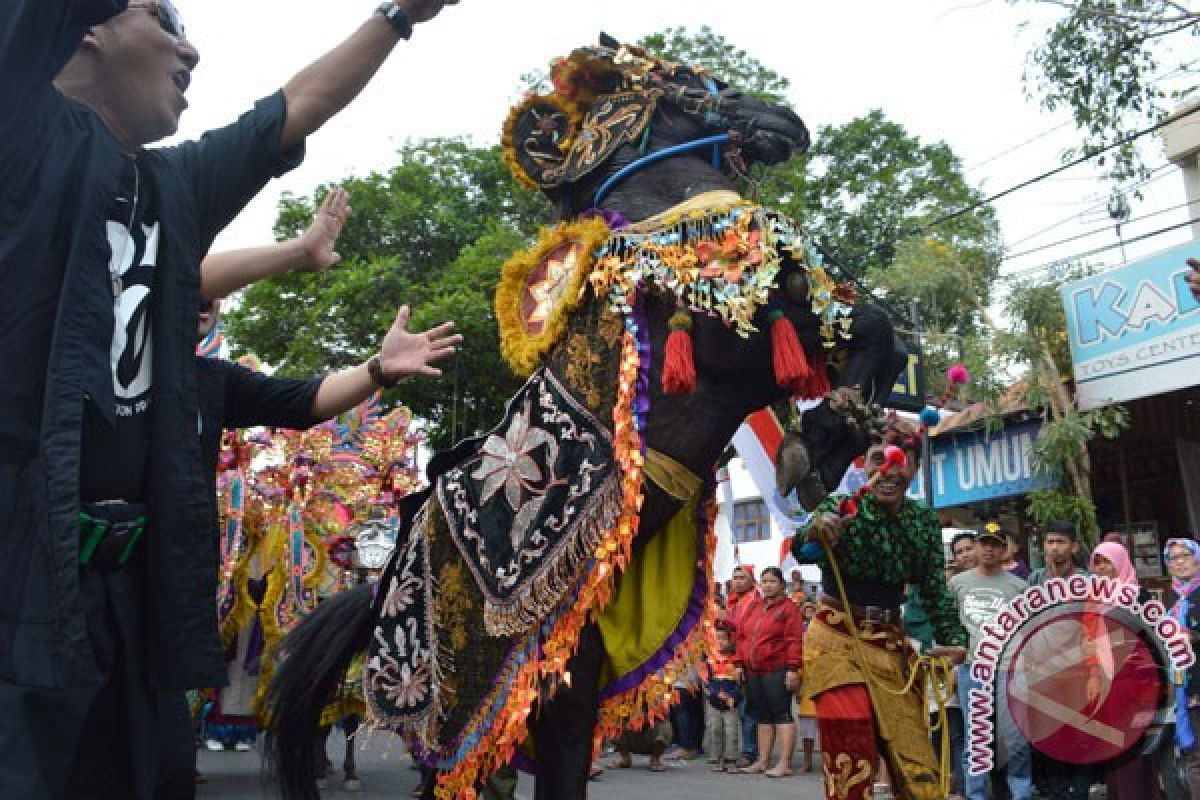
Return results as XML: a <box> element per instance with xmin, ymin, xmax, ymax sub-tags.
<box><xmin>662</xmin><ymin>311</ymin><xmax>696</xmax><ymax>395</ymax></box>
<box><xmin>769</xmin><ymin>310</ymin><xmax>810</xmax><ymax>393</ymax></box>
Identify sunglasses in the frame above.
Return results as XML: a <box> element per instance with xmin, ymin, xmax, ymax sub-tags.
<box><xmin>132</xmin><ymin>1</ymin><xmax>186</xmax><ymax>39</ymax></box>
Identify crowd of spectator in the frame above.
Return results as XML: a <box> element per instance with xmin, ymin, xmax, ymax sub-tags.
<box><xmin>593</xmin><ymin>521</ymin><xmax>1200</xmax><ymax>800</ymax></box>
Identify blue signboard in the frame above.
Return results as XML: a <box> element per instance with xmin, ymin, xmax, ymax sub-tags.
<box><xmin>928</xmin><ymin>419</ymin><xmax>1055</xmax><ymax>508</ymax></box>
<box><xmin>1060</xmin><ymin>241</ymin><xmax>1200</xmax><ymax>410</ymax></box>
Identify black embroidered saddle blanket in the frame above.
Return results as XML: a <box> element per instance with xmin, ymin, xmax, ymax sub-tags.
<box><xmin>365</xmin><ymin>368</ymin><xmax>619</xmax><ymax>729</ymax></box>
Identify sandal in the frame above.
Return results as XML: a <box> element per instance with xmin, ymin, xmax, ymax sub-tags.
<box><xmin>649</xmin><ymin>759</ymin><xmax>666</xmax><ymax>772</ymax></box>
<box><xmin>765</xmin><ymin>767</ymin><xmax>793</xmax><ymax>778</ymax></box>
<box><xmin>605</xmin><ymin>756</ymin><xmax>632</xmax><ymax>769</ymax></box>
<box><xmin>737</xmin><ymin>762</ymin><xmax>768</xmax><ymax>774</ymax></box>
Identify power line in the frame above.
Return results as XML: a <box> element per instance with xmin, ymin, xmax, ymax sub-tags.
<box><xmin>1001</xmin><ymin>164</ymin><xmax>1175</xmax><ymax>251</ymax></box>
<box><xmin>1001</xmin><ymin>197</ymin><xmax>1199</xmax><ymax>263</ymax></box>
<box><xmin>962</xmin><ymin>58</ymin><xmax>1197</xmax><ymax>175</ymax></box>
<box><xmin>820</xmin><ymin>104</ymin><xmax>1200</xmax><ymax>284</ymax></box>
<box><xmin>965</xmin><ymin>122</ymin><xmax>1072</xmax><ymax>174</ymax></box>
<box><xmin>922</xmin><ymin>104</ymin><xmax>1200</xmax><ymax>234</ymax></box>
<box><xmin>997</xmin><ymin>215</ymin><xmax>1200</xmax><ymax>285</ymax></box>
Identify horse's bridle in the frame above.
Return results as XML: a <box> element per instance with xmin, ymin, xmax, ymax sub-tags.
<box><xmin>592</xmin><ymin>77</ymin><xmax>730</xmax><ymax>208</ymax></box>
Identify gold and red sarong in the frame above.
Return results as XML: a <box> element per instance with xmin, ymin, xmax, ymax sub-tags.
<box><xmin>804</xmin><ymin>602</ymin><xmax>941</xmax><ymax>800</ymax></box>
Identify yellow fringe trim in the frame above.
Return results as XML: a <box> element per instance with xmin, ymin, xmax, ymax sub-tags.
<box><xmin>593</xmin><ymin>493</ymin><xmax>719</xmax><ymax>742</ymax></box>
<box><xmin>500</xmin><ymin>93</ymin><xmax>584</xmax><ymax>191</ymax></box>
<box><xmin>430</xmin><ymin>329</ymin><xmax>645</xmax><ymax>800</ymax></box>
<box><xmin>495</xmin><ymin>216</ymin><xmax>611</xmax><ymax>376</ymax></box>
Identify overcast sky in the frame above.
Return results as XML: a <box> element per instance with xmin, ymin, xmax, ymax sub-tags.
<box><xmin>168</xmin><ymin>0</ymin><xmax>1195</xmax><ymax>288</ymax></box>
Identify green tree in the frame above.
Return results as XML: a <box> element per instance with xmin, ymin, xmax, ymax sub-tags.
<box><xmin>1019</xmin><ymin>0</ymin><xmax>1199</xmax><ymax>183</ymax></box>
<box><xmin>222</xmin><ymin>139</ymin><xmax>550</xmax><ymax>447</ymax></box>
<box><xmin>993</xmin><ymin>273</ymin><xmax>1129</xmax><ymax>543</ymax></box>
<box><xmin>637</xmin><ymin>26</ymin><xmax>791</xmax><ymax>102</ymax></box>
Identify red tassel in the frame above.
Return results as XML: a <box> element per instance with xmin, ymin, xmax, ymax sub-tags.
<box><xmin>801</xmin><ymin>350</ymin><xmax>831</xmax><ymax>399</ymax></box>
<box><xmin>769</xmin><ymin>310</ymin><xmax>810</xmax><ymax>394</ymax></box>
<box><xmin>662</xmin><ymin>311</ymin><xmax>696</xmax><ymax>395</ymax></box>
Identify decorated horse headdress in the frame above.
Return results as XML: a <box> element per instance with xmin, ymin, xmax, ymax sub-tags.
<box><xmin>498</xmin><ymin>37</ymin><xmax>841</xmax><ymax>400</ymax></box>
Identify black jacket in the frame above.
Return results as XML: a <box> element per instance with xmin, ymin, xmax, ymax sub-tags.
<box><xmin>0</xmin><ymin>0</ymin><xmax>304</xmax><ymax>689</ymax></box>
<box><xmin>1166</xmin><ymin>583</ymin><xmax>1200</xmax><ymax>703</ymax></box>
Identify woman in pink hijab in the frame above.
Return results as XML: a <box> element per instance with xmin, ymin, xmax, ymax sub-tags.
<box><xmin>1088</xmin><ymin>541</ymin><xmax>1163</xmax><ymax>800</ymax></box>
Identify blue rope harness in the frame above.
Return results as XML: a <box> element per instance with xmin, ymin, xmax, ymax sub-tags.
<box><xmin>592</xmin><ymin>77</ymin><xmax>729</xmax><ymax>208</ymax></box>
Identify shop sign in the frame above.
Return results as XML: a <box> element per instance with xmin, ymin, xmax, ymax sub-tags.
<box><xmin>930</xmin><ymin>419</ymin><xmax>1055</xmax><ymax>508</ymax></box>
<box><xmin>1060</xmin><ymin>241</ymin><xmax>1200</xmax><ymax>410</ymax></box>
<box><xmin>887</xmin><ymin>349</ymin><xmax>925</xmax><ymax>412</ymax></box>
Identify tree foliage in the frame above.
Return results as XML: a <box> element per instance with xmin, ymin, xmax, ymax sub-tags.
<box><xmin>1020</xmin><ymin>0</ymin><xmax>1199</xmax><ymax>183</ymax></box>
<box><xmin>637</xmin><ymin>26</ymin><xmax>791</xmax><ymax>102</ymax></box>
<box><xmin>997</xmin><ymin>273</ymin><xmax>1129</xmax><ymax>542</ymax></box>
<box><xmin>223</xmin><ymin>140</ymin><xmax>550</xmax><ymax>447</ymax></box>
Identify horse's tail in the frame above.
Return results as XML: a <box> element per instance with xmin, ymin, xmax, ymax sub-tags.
<box><xmin>263</xmin><ymin>583</ymin><xmax>376</xmax><ymax>800</ymax></box>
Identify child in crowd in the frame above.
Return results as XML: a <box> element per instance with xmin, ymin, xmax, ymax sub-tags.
<box><xmin>705</xmin><ymin>626</ymin><xmax>743</xmax><ymax>772</ymax></box>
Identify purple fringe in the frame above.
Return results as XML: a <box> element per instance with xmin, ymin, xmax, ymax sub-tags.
<box><xmin>630</xmin><ymin>293</ymin><xmax>651</xmax><ymax>453</ymax></box>
<box><xmin>599</xmin><ymin>477</ymin><xmax>715</xmax><ymax>700</ymax></box>
<box><xmin>581</xmin><ymin>207</ymin><xmax>630</xmax><ymax>231</ymax></box>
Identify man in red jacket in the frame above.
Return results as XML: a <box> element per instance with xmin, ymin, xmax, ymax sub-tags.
<box><xmin>732</xmin><ymin>566</ymin><xmax>803</xmax><ymax>777</ymax></box>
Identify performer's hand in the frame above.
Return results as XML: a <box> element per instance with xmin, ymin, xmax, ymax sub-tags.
<box><xmin>296</xmin><ymin>188</ymin><xmax>350</xmax><ymax>272</ymax></box>
<box><xmin>784</xmin><ymin>669</ymin><xmax>800</xmax><ymax>692</ymax></box>
<box><xmin>393</xmin><ymin>0</ymin><xmax>460</xmax><ymax>25</ymax></box>
<box><xmin>378</xmin><ymin>306</ymin><xmax>463</xmax><ymax>379</ymax></box>
<box><xmin>733</xmin><ymin>666</ymin><xmax>745</xmax><ymax>684</ymax></box>
<box><xmin>1187</xmin><ymin>258</ymin><xmax>1200</xmax><ymax>303</ymax></box>
<box><xmin>809</xmin><ymin>511</ymin><xmax>852</xmax><ymax>547</ymax></box>
<box><xmin>928</xmin><ymin>645</ymin><xmax>967</xmax><ymax>665</ymax></box>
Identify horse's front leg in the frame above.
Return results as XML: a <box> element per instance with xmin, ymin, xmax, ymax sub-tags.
<box><xmin>530</xmin><ymin>621</ymin><xmax>605</xmax><ymax>800</ymax></box>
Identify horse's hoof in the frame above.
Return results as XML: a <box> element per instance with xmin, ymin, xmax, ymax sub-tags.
<box><xmin>795</xmin><ymin>471</ymin><xmax>828</xmax><ymax>512</ymax></box>
<box><xmin>344</xmin><ymin>778</ymin><xmax>362</xmax><ymax>791</ymax></box>
<box><xmin>774</xmin><ymin>433</ymin><xmax>811</xmax><ymax>499</ymax></box>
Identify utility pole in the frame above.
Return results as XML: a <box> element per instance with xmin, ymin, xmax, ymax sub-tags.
<box><xmin>910</xmin><ymin>300</ymin><xmax>935</xmax><ymax>509</ymax></box>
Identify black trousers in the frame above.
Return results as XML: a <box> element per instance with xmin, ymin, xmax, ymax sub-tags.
<box><xmin>0</xmin><ymin>557</ymin><xmax>171</xmax><ymax>799</ymax></box>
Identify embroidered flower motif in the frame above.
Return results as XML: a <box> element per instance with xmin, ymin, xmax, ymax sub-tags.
<box><xmin>387</xmin><ymin>659</ymin><xmax>431</xmax><ymax>709</ymax></box>
<box><xmin>381</xmin><ymin>575</ymin><xmax>417</xmax><ymax>618</ymax></box>
<box><xmin>471</xmin><ymin>400</ymin><xmax>559</xmax><ymax>511</ymax></box>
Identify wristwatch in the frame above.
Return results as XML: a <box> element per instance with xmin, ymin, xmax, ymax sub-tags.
<box><xmin>376</xmin><ymin>2</ymin><xmax>413</xmax><ymax>39</ymax></box>
<box><xmin>367</xmin><ymin>354</ymin><xmax>400</xmax><ymax>389</ymax></box>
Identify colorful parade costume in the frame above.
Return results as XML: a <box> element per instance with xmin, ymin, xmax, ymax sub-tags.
<box><xmin>208</xmin><ymin>383</ymin><xmax>420</xmax><ymax>740</ymax></box>
<box><xmin>796</xmin><ymin>493</ymin><xmax>966</xmax><ymax>800</ymax></box>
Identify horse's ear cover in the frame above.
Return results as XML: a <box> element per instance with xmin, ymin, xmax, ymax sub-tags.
<box><xmin>501</xmin><ymin>45</ymin><xmax>669</xmax><ymax>191</ymax></box>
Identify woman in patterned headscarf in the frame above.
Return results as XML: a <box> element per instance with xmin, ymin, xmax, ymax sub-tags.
<box><xmin>1087</xmin><ymin>541</ymin><xmax>1162</xmax><ymax>799</ymax></box>
<box><xmin>1162</xmin><ymin>538</ymin><xmax>1200</xmax><ymax>800</ymax></box>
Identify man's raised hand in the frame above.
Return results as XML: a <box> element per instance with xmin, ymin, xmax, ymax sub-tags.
<box><xmin>378</xmin><ymin>305</ymin><xmax>463</xmax><ymax>381</ymax></box>
<box><xmin>297</xmin><ymin>187</ymin><xmax>351</xmax><ymax>273</ymax></box>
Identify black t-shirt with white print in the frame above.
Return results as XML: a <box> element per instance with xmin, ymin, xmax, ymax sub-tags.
<box><xmin>80</xmin><ymin>157</ymin><xmax>156</xmax><ymax>502</ymax></box>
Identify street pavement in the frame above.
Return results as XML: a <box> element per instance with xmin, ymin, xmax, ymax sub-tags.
<box><xmin>196</xmin><ymin>730</ymin><xmax>827</xmax><ymax>799</ymax></box>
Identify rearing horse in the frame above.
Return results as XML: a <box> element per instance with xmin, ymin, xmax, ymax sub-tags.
<box><xmin>264</xmin><ymin>36</ymin><xmax>906</xmax><ymax>800</ymax></box>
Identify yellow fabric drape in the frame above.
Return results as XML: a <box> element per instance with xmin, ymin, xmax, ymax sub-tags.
<box><xmin>598</xmin><ymin>496</ymin><xmax>699</xmax><ymax>682</ymax></box>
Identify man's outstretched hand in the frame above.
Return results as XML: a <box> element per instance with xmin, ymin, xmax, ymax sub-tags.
<box><xmin>297</xmin><ymin>188</ymin><xmax>351</xmax><ymax>273</ymax></box>
<box><xmin>1187</xmin><ymin>258</ymin><xmax>1200</xmax><ymax>303</ymax></box>
<box><xmin>394</xmin><ymin>0</ymin><xmax>460</xmax><ymax>25</ymax></box>
<box><xmin>378</xmin><ymin>306</ymin><xmax>463</xmax><ymax>380</ymax></box>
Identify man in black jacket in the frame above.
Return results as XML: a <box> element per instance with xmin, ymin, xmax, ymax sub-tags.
<box><xmin>0</xmin><ymin>2</ymin><xmax>459</xmax><ymax>797</ymax></box>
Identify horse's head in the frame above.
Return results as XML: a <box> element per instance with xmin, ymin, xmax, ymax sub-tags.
<box><xmin>502</xmin><ymin>35</ymin><xmax>810</xmax><ymax>221</ymax></box>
